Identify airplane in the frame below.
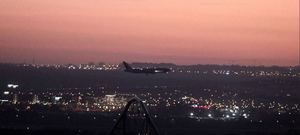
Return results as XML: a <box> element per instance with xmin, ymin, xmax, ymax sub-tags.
<box><xmin>123</xmin><ymin>61</ymin><xmax>171</xmax><ymax>74</ymax></box>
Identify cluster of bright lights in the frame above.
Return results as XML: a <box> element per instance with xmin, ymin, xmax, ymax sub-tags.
<box><xmin>3</xmin><ymin>91</ymin><xmax>10</xmax><ymax>95</ymax></box>
<box><xmin>7</xmin><ymin>84</ymin><xmax>19</xmax><ymax>89</ymax></box>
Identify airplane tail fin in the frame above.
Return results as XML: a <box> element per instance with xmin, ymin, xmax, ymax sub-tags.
<box><xmin>123</xmin><ymin>61</ymin><xmax>133</xmax><ymax>70</ymax></box>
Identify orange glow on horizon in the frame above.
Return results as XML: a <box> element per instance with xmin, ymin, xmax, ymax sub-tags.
<box><xmin>0</xmin><ymin>0</ymin><xmax>299</xmax><ymax>66</ymax></box>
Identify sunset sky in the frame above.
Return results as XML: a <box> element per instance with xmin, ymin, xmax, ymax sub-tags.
<box><xmin>0</xmin><ymin>0</ymin><xmax>299</xmax><ymax>66</ymax></box>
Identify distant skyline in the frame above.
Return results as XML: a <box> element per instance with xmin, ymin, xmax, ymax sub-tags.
<box><xmin>0</xmin><ymin>0</ymin><xmax>299</xmax><ymax>66</ymax></box>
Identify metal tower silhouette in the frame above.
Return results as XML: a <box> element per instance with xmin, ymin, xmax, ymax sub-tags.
<box><xmin>108</xmin><ymin>97</ymin><xmax>160</xmax><ymax>135</ymax></box>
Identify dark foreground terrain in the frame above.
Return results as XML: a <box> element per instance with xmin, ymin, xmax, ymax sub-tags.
<box><xmin>0</xmin><ymin>64</ymin><xmax>299</xmax><ymax>135</ymax></box>
<box><xmin>0</xmin><ymin>110</ymin><xmax>299</xmax><ymax>135</ymax></box>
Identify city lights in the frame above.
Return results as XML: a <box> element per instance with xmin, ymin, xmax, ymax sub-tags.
<box><xmin>7</xmin><ymin>84</ymin><xmax>19</xmax><ymax>89</ymax></box>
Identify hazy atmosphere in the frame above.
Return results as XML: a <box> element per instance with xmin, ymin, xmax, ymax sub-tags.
<box><xmin>0</xmin><ymin>0</ymin><xmax>299</xmax><ymax>65</ymax></box>
<box><xmin>1</xmin><ymin>1</ymin><xmax>300</xmax><ymax>135</ymax></box>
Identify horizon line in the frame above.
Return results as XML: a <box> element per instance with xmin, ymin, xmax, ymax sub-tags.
<box><xmin>0</xmin><ymin>62</ymin><xmax>299</xmax><ymax>68</ymax></box>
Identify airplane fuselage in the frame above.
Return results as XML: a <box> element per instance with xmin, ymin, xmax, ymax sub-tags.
<box><xmin>123</xmin><ymin>61</ymin><xmax>171</xmax><ymax>74</ymax></box>
<box><xmin>125</xmin><ymin>68</ymin><xmax>170</xmax><ymax>74</ymax></box>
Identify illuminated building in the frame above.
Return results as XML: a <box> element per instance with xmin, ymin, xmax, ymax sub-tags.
<box><xmin>13</xmin><ymin>94</ymin><xmax>18</xmax><ymax>104</ymax></box>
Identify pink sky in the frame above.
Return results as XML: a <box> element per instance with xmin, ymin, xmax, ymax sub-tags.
<box><xmin>0</xmin><ymin>0</ymin><xmax>299</xmax><ymax>66</ymax></box>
